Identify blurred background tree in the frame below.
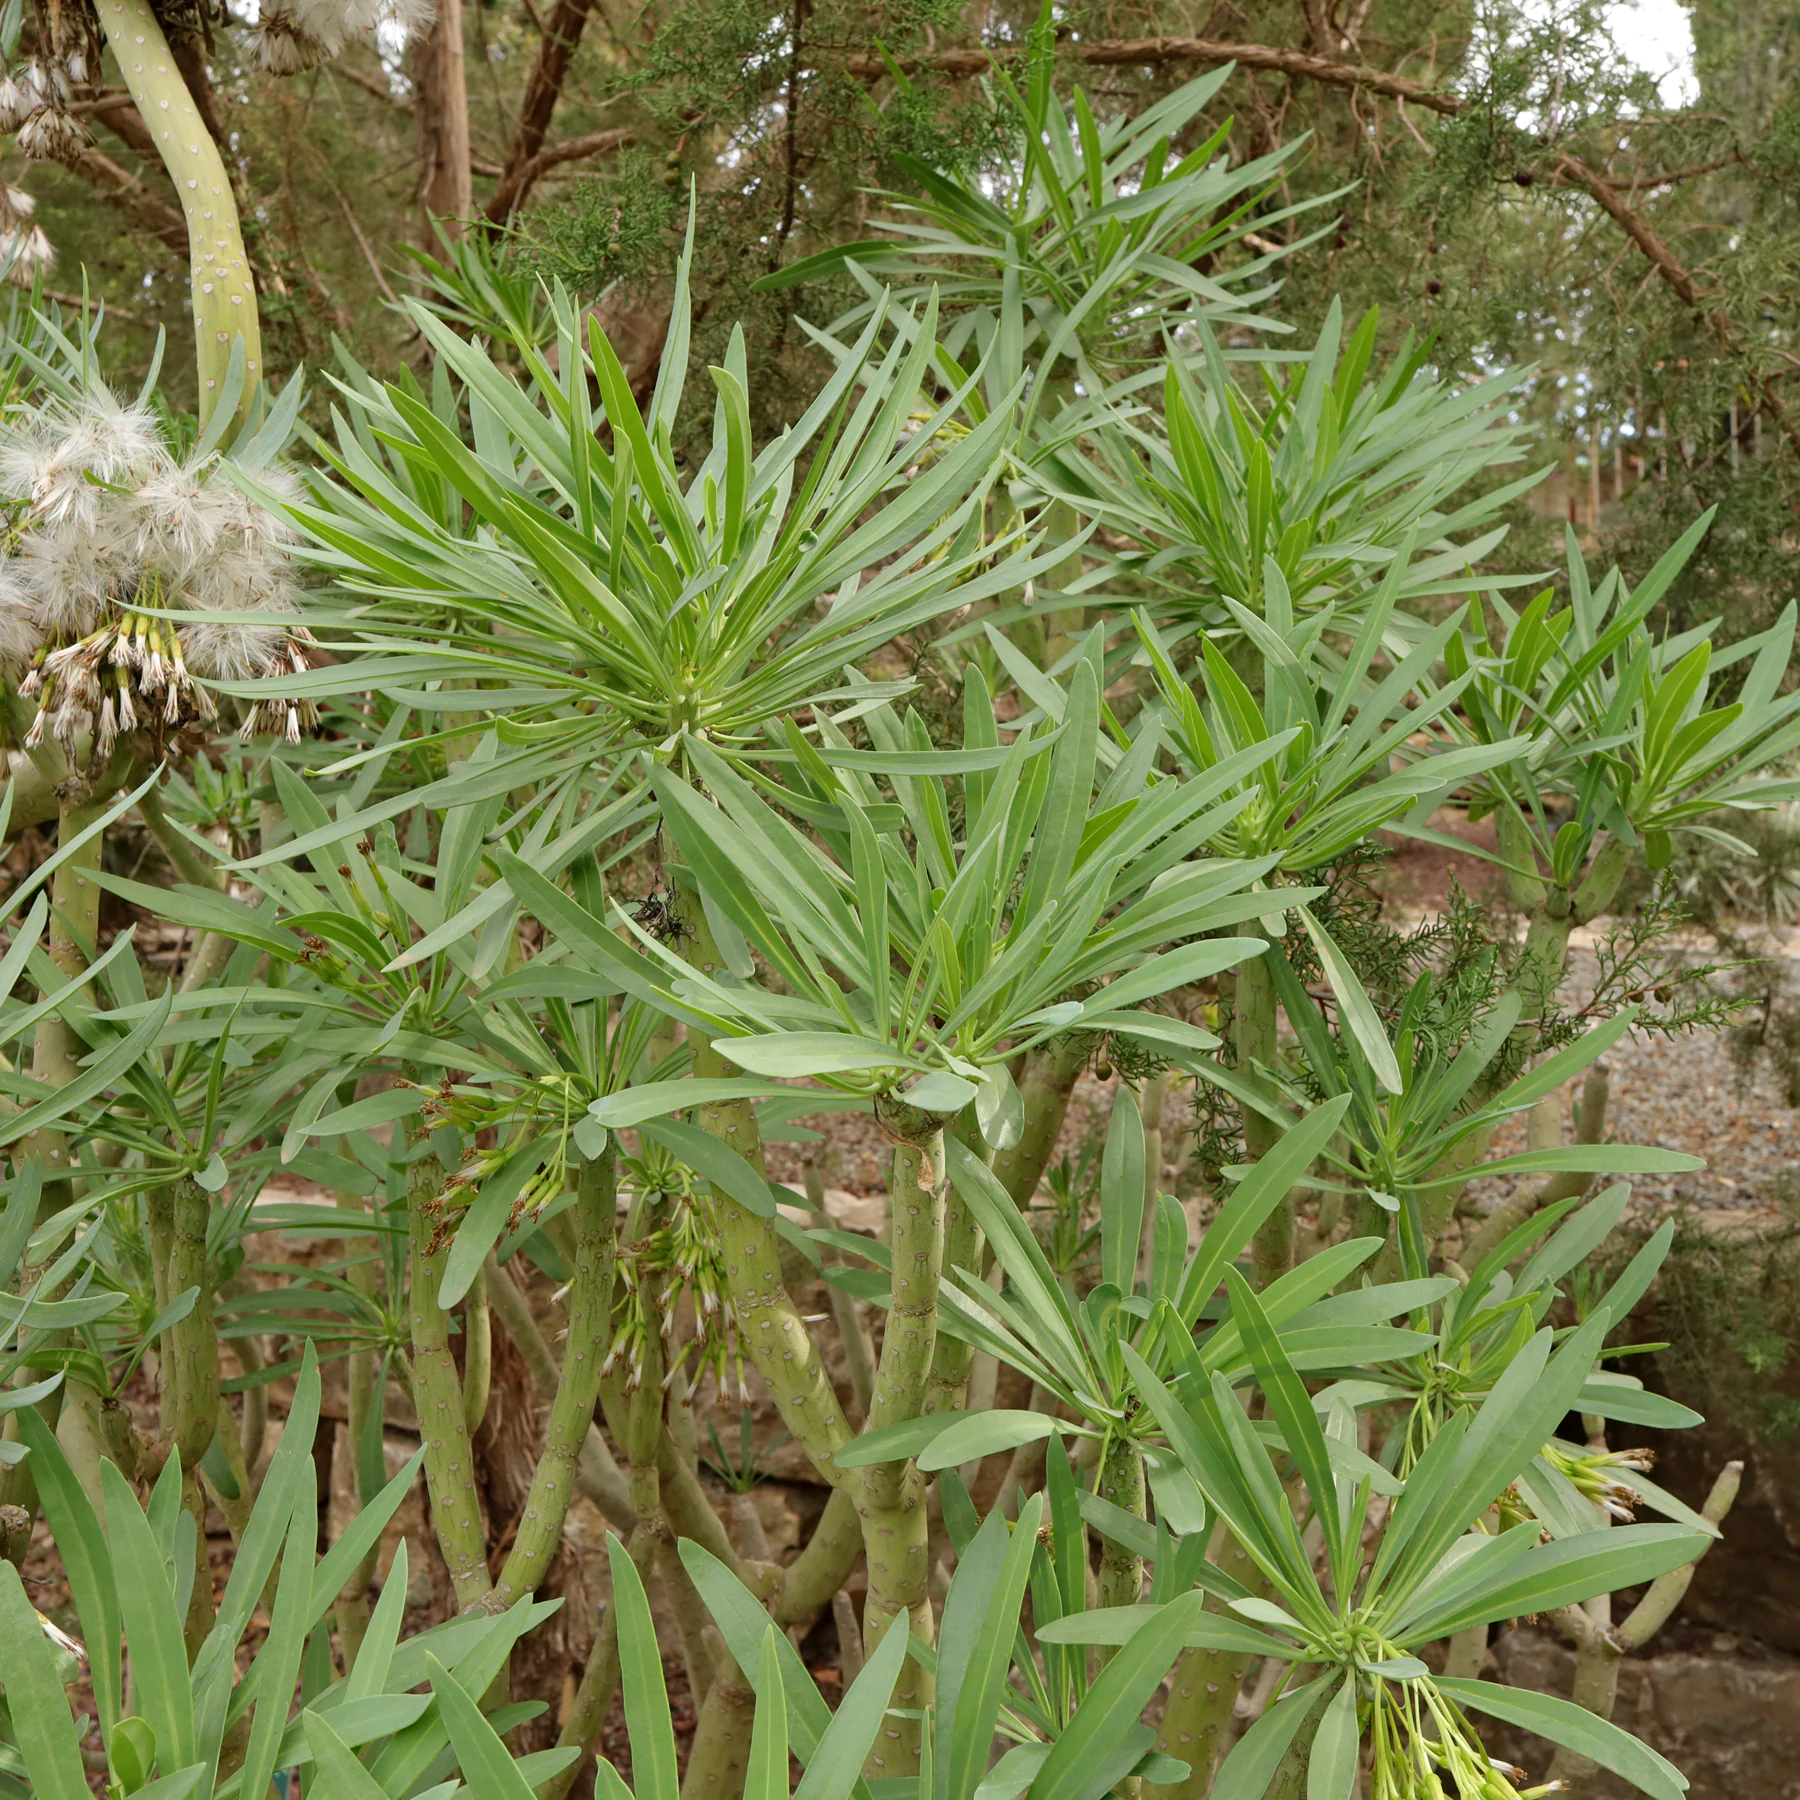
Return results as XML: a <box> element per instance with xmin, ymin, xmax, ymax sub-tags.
<box><xmin>4</xmin><ymin>0</ymin><xmax>1795</xmax><ymax>627</ymax></box>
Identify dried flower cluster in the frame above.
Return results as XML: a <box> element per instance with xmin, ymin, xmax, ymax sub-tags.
<box><xmin>0</xmin><ymin>57</ymin><xmax>94</xmax><ymax>165</ymax></box>
<box><xmin>247</xmin><ymin>0</ymin><xmax>435</xmax><ymax>74</ymax></box>
<box><xmin>0</xmin><ymin>185</ymin><xmax>52</xmax><ymax>282</ymax></box>
<box><xmin>0</xmin><ymin>391</ymin><xmax>319</xmax><ymax>759</ymax></box>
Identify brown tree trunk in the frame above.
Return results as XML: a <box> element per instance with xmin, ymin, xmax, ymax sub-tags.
<box><xmin>414</xmin><ymin>0</ymin><xmax>473</xmax><ymax>242</ymax></box>
<box><xmin>486</xmin><ymin>0</ymin><xmax>594</xmax><ymax>225</ymax></box>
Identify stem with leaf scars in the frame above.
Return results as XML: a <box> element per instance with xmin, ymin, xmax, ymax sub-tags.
<box><xmin>148</xmin><ymin>1177</ymin><xmax>218</xmax><ymax>1468</ymax></box>
<box><xmin>1547</xmin><ymin>1459</ymin><xmax>1742</xmax><ymax>1785</ymax></box>
<box><xmin>672</xmin><ymin>883</ymin><xmax>859</xmax><ymax>1481</ymax></box>
<box><xmin>461</xmin><ymin>1262</ymin><xmax>491</xmax><ymax>1435</ymax></box>
<box><xmin>922</xmin><ymin>1144</ymin><xmax>981</xmax><ymax>1415</ymax></box>
<box><xmin>406</xmin><ymin>1143</ymin><xmax>490</xmax><ymax>1611</ymax></box>
<box><xmin>1095</xmin><ymin>1434</ymin><xmax>1147</xmax><ymax>1615</ymax></box>
<box><xmin>772</xmin><ymin>1485</ymin><xmax>864</xmax><ymax>1627</ymax></box>
<box><xmin>682</xmin><ymin>1639</ymin><xmax>757</xmax><ymax>1800</ymax></box>
<box><xmin>482</xmin><ymin>1248</ymin><xmax>635</xmax><ymax>1531</ymax></box>
<box><xmin>857</xmin><ymin>1100</ymin><xmax>946</xmax><ymax>1776</ymax></box>
<box><xmin>93</xmin><ymin>0</ymin><xmax>261</xmax><ymax>430</ymax></box>
<box><xmin>484</xmin><ymin>1150</ymin><xmax>616</xmax><ymax>1612</ymax></box>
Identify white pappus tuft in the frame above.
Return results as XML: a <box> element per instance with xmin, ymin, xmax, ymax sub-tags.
<box><xmin>253</xmin><ymin>0</ymin><xmax>434</xmax><ymax>70</ymax></box>
<box><xmin>0</xmin><ymin>390</ymin><xmax>320</xmax><ymax>759</ymax></box>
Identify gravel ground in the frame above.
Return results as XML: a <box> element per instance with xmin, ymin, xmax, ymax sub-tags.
<box><xmin>764</xmin><ymin>940</ymin><xmax>1800</xmax><ymax>1237</ymax></box>
<box><xmin>1459</xmin><ymin>943</ymin><xmax>1800</xmax><ymax>1233</ymax></box>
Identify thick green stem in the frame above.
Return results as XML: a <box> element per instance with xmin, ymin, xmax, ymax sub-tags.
<box><xmin>656</xmin><ymin>1529</ymin><xmax>717</xmax><ymax>1704</ymax></box>
<box><xmin>675</xmin><ymin>887</ymin><xmax>856</xmax><ymax>1482</ymax></box>
<box><xmin>407</xmin><ymin>1149</ymin><xmax>490</xmax><ymax>1610</ymax></box>
<box><xmin>483</xmin><ymin>1249</ymin><xmax>634</xmax><ymax>1531</ymax></box>
<box><xmin>54</xmin><ymin>1379</ymin><xmax>109</xmax><ymax>1517</ymax></box>
<box><xmin>150</xmin><ymin>1179</ymin><xmax>219</xmax><ymax>1468</ymax></box>
<box><xmin>1233</xmin><ymin>951</ymin><xmax>1289</xmax><ymax>1288</ymax></box>
<box><xmin>93</xmin><ymin>0</ymin><xmax>262</xmax><ymax>431</ymax></box>
<box><xmin>595</xmin><ymin>1352</ymin><xmax>744</xmax><ymax>1582</ymax></box>
<box><xmin>143</xmin><ymin>1174</ymin><xmax>221</xmax><ymax>1658</ymax></box>
<box><xmin>1095</xmin><ymin>1436</ymin><xmax>1146</xmax><ymax>1614</ymax></box>
<box><xmin>773</xmin><ymin>1485</ymin><xmax>863</xmax><ymax>1628</ymax></box>
<box><xmin>856</xmin><ymin>1109</ymin><xmax>946</xmax><ymax>1776</ymax></box>
<box><xmin>681</xmin><ymin>1640</ymin><xmax>756</xmax><ymax>1800</ymax></box>
<box><xmin>487</xmin><ymin>1152</ymin><xmax>616</xmax><ymax>1612</ymax></box>
<box><xmin>922</xmin><ymin>1172</ymin><xmax>982</xmax><ymax>1416</ymax></box>
<box><xmin>461</xmin><ymin>1262</ymin><xmax>492</xmax><ymax>1436</ymax></box>
<box><xmin>991</xmin><ymin>1041</ymin><xmax>1085</xmax><ymax>1205</ymax></box>
<box><xmin>1150</xmin><ymin>1531</ymin><xmax>1266</xmax><ymax>1797</ymax></box>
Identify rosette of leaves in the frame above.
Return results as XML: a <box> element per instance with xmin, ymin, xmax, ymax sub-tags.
<box><xmin>1065</xmin><ymin>1289</ymin><xmax>1714</xmax><ymax>1800</ymax></box>
<box><xmin>1256</xmin><ymin>930</ymin><xmax>1704</xmax><ymax>1260</ymax></box>
<box><xmin>1331</xmin><ymin>1183</ymin><xmax>1712</xmax><ymax>1517</ymax></box>
<box><xmin>1440</xmin><ymin>516</ymin><xmax>1800</xmax><ymax>1016</ymax></box>
<box><xmin>760</xmin><ymin>51</ymin><xmax>1312</xmax><ymax>385</ymax></box>
<box><xmin>1046</xmin><ymin>304</ymin><xmax>1542</xmax><ymax>640</ymax></box>
<box><xmin>540</xmin><ymin>666</ymin><xmax>1300</xmax><ymax>1137</ymax></box>
<box><xmin>245</xmin><ymin>231</ymin><xmax>1058</xmax><ymax>869</ymax></box>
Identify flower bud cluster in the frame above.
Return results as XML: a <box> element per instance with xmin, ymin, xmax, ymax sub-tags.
<box><xmin>604</xmin><ymin>1176</ymin><xmax>744</xmax><ymax>1404</ymax></box>
<box><xmin>1370</xmin><ymin>1672</ymin><xmax>1567</xmax><ymax>1800</ymax></box>
<box><xmin>1541</xmin><ymin>1441</ymin><xmax>1654</xmax><ymax>1523</ymax></box>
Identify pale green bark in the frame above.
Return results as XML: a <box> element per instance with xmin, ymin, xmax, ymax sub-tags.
<box><xmin>407</xmin><ymin>1150</ymin><xmax>490</xmax><ymax>1610</ymax></box>
<box><xmin>93</xmin><ymin>0</ymin><xmax>262</xmax><ymax>430</ymax></box>
<box><xmin>487</xmin><ymin>1154</ymin><xmax>617</xmax><ymax>1612</ymax></box>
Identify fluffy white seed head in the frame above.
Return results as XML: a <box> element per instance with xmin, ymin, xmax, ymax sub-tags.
<box><xmin>1</xmin><ymin>390</ymin><xmax>318</xmax><ymax>751</ymax></box>
<box><xmin>0</xmin><ymin>561</ymin><xmax>40</xmax><ymax>664</ymax></box>
<box><xmin>248</xmin><ymin>16</ymin><xmax>337</xmax><ymax>72</ymax></box>
<box><xmin>133</xmin><ymin>462</ymin><xmax>230</xmax><ymax>570</ymax></box>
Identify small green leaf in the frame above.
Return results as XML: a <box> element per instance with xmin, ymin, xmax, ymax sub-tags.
<box><xmin>904</xmin><ymin>1071</ymin><xmax>979</xmax><ymax>1113</ymax></box>
<box><xmin>1439</xmin><ymin>1678</ymin><xmax>1688</xmax><ymax>1800</ymax></box>
<box><xmin>1307</xmin><ymin>1676</ymin><xmax>1358</xmax><ymax>1800</ymax></box>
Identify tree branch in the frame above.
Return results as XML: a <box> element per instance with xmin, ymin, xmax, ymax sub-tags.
<box><xmin>486</xmin><ymin>124</ymin><xmax>633</xmax><ymax>218</ymax></box>
<box><xmin>486</xmin><ymin>0</ymin><xmax>597</xmax><ymax>224</ymax></box>
<box><xmin>1628</xmin><ymin>151</ymin><xmax>1744</xmax><ymax>190</ymax></box>
<box><xmin>837</xmin><ymin>36</ymin><xmax>1464</xmax><ymax>113</ymax></box>
<box><xmin>63</xmin><ymin>147</ymin><xmax>188</xmax><ymax>255</ymax></box>
<box><xmin>1553</xmin><ymin>151</ymin><xmax>1800</xmax><ymax>458</ymax></box>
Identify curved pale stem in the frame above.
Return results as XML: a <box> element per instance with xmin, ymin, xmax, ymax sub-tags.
<box><xmin>94</xmin><ymin>0</ymin><xmax>262</xmax><ymax>430</ymax></box>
